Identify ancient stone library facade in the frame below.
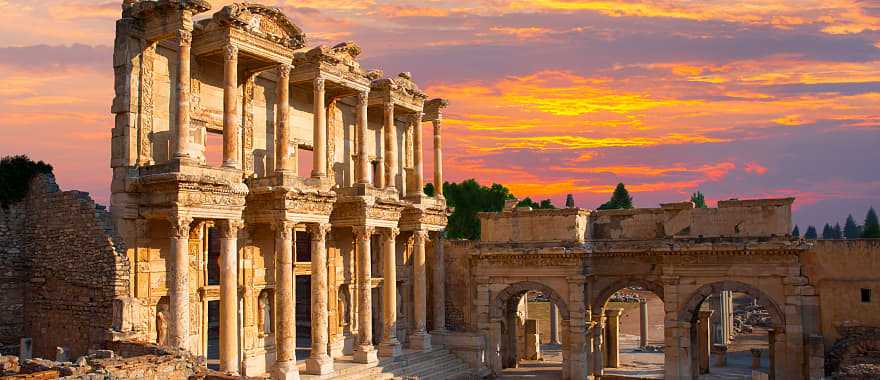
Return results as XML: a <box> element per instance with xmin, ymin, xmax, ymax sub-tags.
<box><xmin>1</xmin><ymin>1</ymin><xmax>880</xmax><ymax>380</ymax></box>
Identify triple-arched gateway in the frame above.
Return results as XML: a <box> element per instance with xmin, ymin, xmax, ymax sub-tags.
<box><xmin>442</xmin><ymin>200</ymin><xmax>840</xmax><ymax>379</ymax></box>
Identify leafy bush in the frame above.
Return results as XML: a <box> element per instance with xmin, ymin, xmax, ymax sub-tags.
<box><xmin>0</xmin><ymin>155</ymin><xmax>53</xmax><ymax>208</ymax></box>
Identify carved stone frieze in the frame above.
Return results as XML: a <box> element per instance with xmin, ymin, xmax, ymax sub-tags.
<box><xmin>211</xmin><ymin>3</ymin><xmax>305</xmax><ymax>49</ymax></box>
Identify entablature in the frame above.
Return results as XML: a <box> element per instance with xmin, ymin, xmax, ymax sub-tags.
<box><xmin>369</xmin><ymin>72</ymin><xmax>428</xmax><ymax>113</ymax></box>
<box><xmin>290</xmin><ymin>43</ymin><xmax>371</xmax><ymax>93</ymax></box>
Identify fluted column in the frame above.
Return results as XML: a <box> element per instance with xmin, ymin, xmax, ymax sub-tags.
<box><xmin>356</xmin><ymin>90</ymin><xmax>371</xmax><ymax>184</ymax></box>
<box><xmin>222</xmin><ymin>44</ymin><xmax>240</xmax><ymax>168</ymax></box>
<box><xmin>430</xmin><ymin>230</ymin><xmax>446</xmax><ymax>336</ymax></box>
<box><xmin>172</xmin><ymin>30</ymin><xmax>192</xmax><ymax>159</ymax></box>
<box><xmin>312</xmin><ymin>77</ymin><xmax>326</xmax><ymax>178</ymax></box>
<box><xmin>383</xmin><ymin>102</ymin><xmax>397</xmax><ymax>192</ymax></box>
<box><xmin>218</xmin><ymin>220</ymin><xmax>241</xmax><ymax>373</ymax></box>
<box><xmin>167</xmin><ymin>215</ymin><xmax>193</xmax><ymax>350</ymax></box>
<box><xmin>353</xmin><ymin>226</ymin><xmax>378</xmax><ymax>363</ymax></box>
<box><xmin>409</xmin><ymin>230</ymin><xmax>431</xmax><ymax>350</ymax></box>
<box><xmin>273</xmin><ymin>221</ymin><xmax>300</xmax><ymax>380</ymax></box>
<box><xmin>432</xmin><ymin>119</ymin><xmax>443</xmax><ymax>197</ymax></box>
<box><xmin>379</xmin><ymin>227</ymin><xmax>401</xmax><ymax>357</ymax></box>
<box><xmin>275</xmin><ymin>64</ymin><xmax>293</xmax><ymax>173</ymax></box>
<box><xmin>306</xmin><ymin>223</ymin><xmax>333</xmax><ymax>374</ymax></box>
<box><xmin>409</xmin><ymin>113</ymin><xmax>424</xmax><ymax>196</ymax></box>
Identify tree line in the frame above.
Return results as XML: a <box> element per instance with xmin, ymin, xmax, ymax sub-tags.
<box><xmin>793</xmin><ymin>208</ymin><xmax>880</xmax><ymax>240</ymax></box>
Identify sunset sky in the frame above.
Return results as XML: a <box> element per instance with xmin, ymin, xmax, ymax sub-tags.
<box><xmin>0</xmin><ymin>0</ymin><xmax>878</xmax><ymax>229</ymax></box>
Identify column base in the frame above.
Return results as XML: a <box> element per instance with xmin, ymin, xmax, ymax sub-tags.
<box><xmin>379</xmin><ymin>338</ymin><xmax>402</xmax><ymax>357</ymax></box>
<box><xmin>305</xmin><ymin>353</ymin><xmax>334</xmax><ymax>375</ymax></box>
<box><xmin>272</xmin><ymin>360</ymin><xmax>301</xmax><ymax>380</ymax></box>
<box><xmin>353</xmin><ymin>345</ymin><xmax>378</xmax><ymax>364</ymax></box>
<box><xmin>329</xmin><ymin>336</ymin><xmax>345</xmax><ymax>358</ymax></box>
<box><xmin>430</xmin><ymin>329</ymin><xmax>447</xmax><ymax>347</ymax></box>
<box><xmin>409</xmin><ymin>332</ymin><xmax>432</xmax><ymax>351</ymax></box>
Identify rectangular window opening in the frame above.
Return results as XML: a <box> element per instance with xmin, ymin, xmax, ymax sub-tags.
<box><xmin>298</xmin><ymin>147</ymin><xmax>314</xmax><ymax>177</ymax></box>
<box><xmin>861</xmin><ymin>288</ymin><xmax>871</xmax><ymax>303</ymax></box>
<box><xmin>205</xmin><ymin>132</ymin><xmax>223</xmax><ymax>167</ymax></box>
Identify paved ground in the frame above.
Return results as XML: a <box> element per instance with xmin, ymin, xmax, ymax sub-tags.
<box><xmin>497</xmin><ymin>344</ymin><xmax>563</xmax><ymax>379</ymax></box>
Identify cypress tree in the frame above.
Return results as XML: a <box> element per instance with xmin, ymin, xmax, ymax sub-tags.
<box><xmin>565</xmin><ymin>194</ymin><xmax>575</xmax><ymax>208</ymax></box>
<box><xmin>792</xmin><ymin>225</ymin><xmax>800</xmax><ymax>238</ymax></box>
<box><xmin>804</xmin><ymin>226</ymin><xmax>818</xmax><ymax>240</ymax></box>
<box><xmin>598</xmin><ymin>183</ymin><xmax>634</xmax><ymax>210</ymax></box>
<box><xmin>833</xmin><ymin>223</ymin><xmax>843</xmax><ymax>239</ymax></box>
<box><xmin>690</xmin><ymin>191</ymin><xmax>707</xmax><ymax>208</ymax></box>
<box><xmin>844</xmin><ymin>215</ymin><xmax>860</xmax><ymax>239</ymax></box>
<box><xmin>863</xmin><ymin>207</ymin><xmax>880</xmax><ymax>238</ymax></box>
<box><xmin>821</xmin><ymin>224</ymin><xmax>834</xmax><ymax>240</ymax></box>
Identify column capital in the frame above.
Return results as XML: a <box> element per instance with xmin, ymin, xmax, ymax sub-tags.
<box><xmin>216</xmin><ymin>220</ymin><xmax>244</xmax><ymax>238</ymax></box>
<box><xmin>308</xmin><ymin>223</ymin><xmax>332</xmax><ymax>241</ymax></box>
<box><xmin>168</xmin><ymin>215</ymin><xmax>193</xmax><ymax>238</ymax></box>
<box><xmin>224</xmin><ymin>44</ymin><xmax>238</xmax><ymax>61</ymax></box>
<box><xmin>313</xmin><ymin>76</ymin><xmax>325</xmax><ymax>91</ymax></box>
<box><xmin>272</xmin><ymin>220</ymin><xmax>296</xmax><ymax>240</ymax></box>
<box><xmin>384</xmin><ymin>101</ymin><xmax>395</xmax><ymax>112</ymax></box>
<box><xmin>410</xmin><ymin>112</ymin><xmax>424</xmax><ymax>125</ymax></box>
<box><xmin>177</xmin><ymin>29</ymin><xmax>192</xmax><ymax>46</ymax></box>
<box><xmin>353</xmin><ymin>226</ymin><xmax>375</xmax><ymax>241</ymax></box>
<box><xmin>357</xmin><ymin>89</ymin><xmax>370</xmax><ymax>104</ymax></box>
<box><xmin>380</xmin><ymin>227</ymin><xmax>400</xmax><ymax>240</ymax></box>
<box><xmin>277</xmin><ymin>63</ymin><xmax>291</xmax><ymax>79</ymax></box>
<box><xmin>413</xmin><ymin>229</ymin><xmax>429</xmax><ymax>241</ymax></box>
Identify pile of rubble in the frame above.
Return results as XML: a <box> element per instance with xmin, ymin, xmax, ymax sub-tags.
<box><xmin>733</xmin><ymin>304</ymin><xmax>772</xmax><ymax>335</ymax></box>
<box><xmin>0</xmin><ymin>342</ymin><xmax>244</xmax><ymax>380</ymax></box>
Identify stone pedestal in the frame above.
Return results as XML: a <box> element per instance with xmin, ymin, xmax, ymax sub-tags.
<box><xmin>379</xmin><ymin>228</ymin><xmax>402</xmax><ymax>358</ymax></box>
<box><xmin>639</xmin><ymin>299</ymin><xmax>648</xmax><ymax>349</ymax></box>
<box><xmin>751</xmin><ymin>348</ymin><xmax>762</xmax><ymax>369</ymax></box>
<box><xmin>306</xmin><ymin>224</ymin><xmax>333</xmax><ymax>375</ymax></box>
<box><xmin>604</xmin><ymin>308</ymin><xmax>622</xmax><ymax>368</ymax></box>
<box><xmin>524</xmin><ymin>319</ymin><xmax>541</xmax><ymax>360</ymax></box>
<box><xmin>698</xmin><ymin>310</ymin><xmax>714</xmax><ymax>374</ymax></box>
<box><xmin>409</xmin><ymin>230</ymin><xmax>431</xmax><ymax>350</ymax></box>
<box><xmin>713</xmin><ymin>344</ymin><xmax>728</xmax><ymax>367</ymax></box>
<box><xmin>353</xmin><ymin>226</ymin><xmax>378</xmax><ymax>364</ymax></box>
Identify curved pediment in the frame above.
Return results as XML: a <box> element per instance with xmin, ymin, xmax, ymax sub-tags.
<box><xmin>124</xmin><ymin>0</ymin><xmax>211</xmax><ymax>19</ymax></box>
<box><xmin>212</xmin><ymin>3</ymin><xmax>306</xmax><ymax>49</ymax></box>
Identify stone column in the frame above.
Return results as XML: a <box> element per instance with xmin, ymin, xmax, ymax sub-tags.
<box><xmin>383</xmin><ymin>102</ymin><xmax>397</xmax><ymax>191</ymax></box>
<box><xmin>353</xmin><ymin>226</ymin><xmax>378</xmax><ymax>363</ymax></box>
<box><xmin>605</xmin><ymin>308</ymin><xmax>622</xmax><ymax>368</ymax></box>
<box><xmin>379</xmin><ymin>227</ymin><xmax>401</xmax><ymax>357</ymax></box>
<box><xmin>639</xmin><ymin>299</ymin><xmax>648</xmax><ymax>349</ymax></box>
<box><xmin>430</xmin><ymin>231</ymin><xmax>446</xmax><ymax>338</ymax></box>
<box><xmin>167</xmin><ymin>216</ymin><xmax>193</xmax><ymax>350</ymax></box>
<box><xmin>698</xmin><ymin>310</ymin><xmax>714</xmax><ymax>374</ymax></box>
<box><xmin>222</xmin><ymin>44</ymin><xmax>240</xmax><ymax>168</ymax></box>
<box><xmin>408</xmin><ymin>113</ymin><xmax>424</xmax><ymax>196</ymax></box>
<box><xmin>172</xmin><ymin>30</ymin><xmax>192</xmax><ymax>159</ymax></box>
<box><xmin>218</xmin><ymin>220</ymin><xmax>241</xmax><ymax>373</ymax></box>
<box><xmin>432</xmin><ymin>118</ymin><xmax>443</xmax><ymax>197</ymax></box>
<box><xmin>275</xmin><ymin>64</ymin><xmax>293</xmax><ymax>173</ymax></box>
<box><xmin>273</xmin><ymin>221</ymin><xmax>300</xmax><ymax>380</ymax></box>
<box><xmin>549</xmin><ymin>303</ymin><xmax>560</xmax><ymax>345</ymax></box>
<box><xmin>306</xmin><ymin>223</ymin><xmax>333</xmax><ymax>374</ymax></box>
<box><xmin>312</xmin><ymin>77</ymin><xmax>326</xmax><ymax>178</ymax></box>
<box><xmin>409</xmin><ymin>230</ymin><xmax>431</xmax><ymax>350</ymax></box>
<box><xmin>356</xmin><ymin>90</ymin><xmax>370</xmax><ymax>184</ymax></box>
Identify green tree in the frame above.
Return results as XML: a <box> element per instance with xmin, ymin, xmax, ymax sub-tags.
<box><xmin>792</xmin><ymin>225</ymin><xmax>800</xmax><ymax>238</ymax></box>
<box><xmin>565</xmin><ymin>194</ymin><xmax>575</xmax><ymax>208</ymax></box>
<box><xmin>821</xmin><ymin>224</ymin><xmax>834</xmax><ymax>240</ymax></box>
<box><xmin>691</xmin><ymin>191</ymin><xmax>707</xmax><ymax>208</ymax></box>
<box><xmin>516</xmin><ymin>197</ymin><xmax>555</xmax><ymax>209</ymax></box>
<box><xmin>443</xmin><ymin>179</ymin><xmax>515</xmax><ymax>240</ymax></box>
<box><xmin>804</xmin><ymin>225</ymin><xmax>818</xmax><ymax>240</ymax></box>
<box><xmin>844</xmin><ymin>214</ymin><xmax>860</xmax><ymax>239</ymax></box>
<box><xmin>863</xmin><ymin>207</ymin><xmax>880</xmax><ymax>238</ymax></box>
<box><xmin>833</xmin><ymin>223</ymin><xmax>843</xmax><ymax>239</ymax></box>
<box><xmin>539</xmin><ymin>199</ymin><xmax>556</xmax><ymax>209</ymax></box>
<box><xmin>0</xmin><ymin>155</ymin><xmax>53</xmax><ymax>208</ymax></box>
<box><xmin>597</xmin><ymin>183</ymin><xmax>633</xmax><ymax>210</ymax></box>
<box><xmin>423</xmin><ymin>182</ymin><xmax>436</xmax><ymax>197</ymax></box>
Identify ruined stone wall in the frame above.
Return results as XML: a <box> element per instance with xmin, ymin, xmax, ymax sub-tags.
<box><xmin>0</xmin><ymin>175</ymin><xmax>131</xmax><ymax>359</ymax></box>
<box><xmin>802</xmin><ymin>240</ymin><xmax>880</xmax><ymax>348</ymax></box>
<box><xmin>0</xmin><ymin>200</ymin><xmax>27</xmax><ymax>347</ymax></box>
<box><xmin>590</xmin><ymin>198</ymin><xmax>793</xmax><ymax>240</ymax></box>
<box><xmin>444</xmin><ymin>240</ymin><xmax>477</xmax><ymax>332</ymax></box>
<box><xmin>479</xmin><ymin>208</ymin><xmax>588</xmax><ymax>243</ymax></box>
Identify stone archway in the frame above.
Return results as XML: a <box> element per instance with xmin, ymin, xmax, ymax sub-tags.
<box><xmin>490</xmin><ymin>281</ymin><xmax>571</xmax><ymax>373</ymax></box>
<box><xmin>676</xmin><ymin>280</ymin><xmax>786</xmax><ymax>379</ymax></box>
<box><xmin>592</xmin><ymin>277</ymin><xmax>665</xmax><ymax>312</ymax></box>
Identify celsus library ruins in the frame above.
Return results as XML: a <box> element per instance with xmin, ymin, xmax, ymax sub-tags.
<box><xmin>1</xmin><ymin>1</ymin><xmax>879</xmax><ymax>380</ymax></box>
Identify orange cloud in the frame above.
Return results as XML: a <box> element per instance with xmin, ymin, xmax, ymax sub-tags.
<box><xmin>744</xmin><ymin>162</ymin><xmax>769</xmax><ymax>175</ymax></box>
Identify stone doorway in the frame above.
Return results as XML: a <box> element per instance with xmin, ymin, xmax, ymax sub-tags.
<box><xmin>600</xmin><ymin>287</ymin><xmax>665</xmax><ymax>379</ymax></box>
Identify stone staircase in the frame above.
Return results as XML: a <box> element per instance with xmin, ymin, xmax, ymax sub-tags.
<box><xmin>300</xmin><ymin>348</ymin><xmax>476</xmax><ymax>380</ymax></box>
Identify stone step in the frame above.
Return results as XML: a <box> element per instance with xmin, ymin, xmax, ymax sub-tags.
<box><xmin>407</xmin><ymin>357</ymin><xmax>468</xmax><ymax>378</ymax></box>
<box><xmin>301</xmin><ymin>348</ymin><xmax>472</xmax><ymax>380</ymax></box>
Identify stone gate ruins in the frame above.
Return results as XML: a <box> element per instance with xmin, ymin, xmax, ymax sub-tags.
<box><xmin>2</xmin><ymin>1</ymin><xmax>880</xmax><ymax>380</ymax></box>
